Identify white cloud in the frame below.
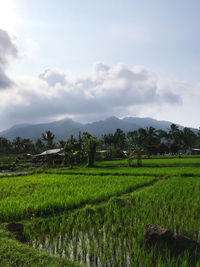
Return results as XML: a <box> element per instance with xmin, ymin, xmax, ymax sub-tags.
<box><xmin>93</xmin><ymin>62</ymin><xmax>110</xmax><ymax>73</ymax></box>
<box><xmin>0</xmin><ymin>28</ymin><xmax>18</xmax><ymax>89</ymax></box>
<box><xmin>0</xmin><ymin>61</ymin><xmax>185</xmax><ymax>130</ymax></box>
<box><xmin>39</xmin><ymin>69</ymin><xmax>67</xmax><ymax>87</ymax></box>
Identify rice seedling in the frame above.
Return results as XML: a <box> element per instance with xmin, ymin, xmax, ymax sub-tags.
<box><xmin>25</xmin><ymin>177</ymin><xmax>200</xmax><ymax>266</ymax></box>
<box><xmin>0</xmin><ymin>173</ymin><xmax>155</xmax><ymax>222</ymax></box>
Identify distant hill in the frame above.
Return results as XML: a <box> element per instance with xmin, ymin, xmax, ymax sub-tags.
<box><xmin>0</xmin><ymin>116</ymin><xmax>197</xmax><ymax>141</ymax></box>
<box><xmin>122</xmin><ymin>117</ymin><xmax>179</xmax><ymax>130</ymax></box>
<box><xmin>0</xmin><ymin>119</ymin><xmax>82</xmax><ymax>141</ymax></box>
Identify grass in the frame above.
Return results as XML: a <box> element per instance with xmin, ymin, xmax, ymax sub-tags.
<box><xmin>96</xmin><ymin>157</ymin><xmax>200</xmax><ymax>167</ymax></box>
<box><xmin>47</xmin><ymin>165</ymin><xmax>200</xmax><ymax>177</ymax></box>
<box><xmin>26</xmin><ymin>177</ymin><xmax>200</xmax><ymax>266</ymax></box>
<box><xmin>0</xmin><ymin>156</ymin><xmax>200</xmax><ymax>266</ymax></box>
<box><xmin>0</xmin><ymin>173</ymin><xmax>156</xmax><ymax>222</ymax></box>
<box><xmin>0</xmin><ymin>228</ymin><xmax>84</xmax><ymax>267</ymax></box>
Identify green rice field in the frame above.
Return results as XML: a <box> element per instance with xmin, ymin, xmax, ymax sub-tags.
<box><xmin>0</xmin><ymin>156</ymin><xmax>200</xmax><ymax>266</ymax></box>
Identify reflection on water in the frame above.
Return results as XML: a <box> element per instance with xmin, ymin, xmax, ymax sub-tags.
<box><xmin>29</xmin><ymin>223</ymin><xmax>134</xmax><ymax>267</ymax></box>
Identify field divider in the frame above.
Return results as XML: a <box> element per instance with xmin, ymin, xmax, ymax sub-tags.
<box><xmin>21</xmin><ymin>176</ymin><xmax>169</xmax><ymax>223</ymax></box>
<box><xmin>44</xmin><ymin>170</ymin><xmax>200</xmax><ymax>178</ymax></box>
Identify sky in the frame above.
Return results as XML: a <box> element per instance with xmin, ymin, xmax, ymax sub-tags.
<box><xmin>0</xmin><ymin>0</ymin><xmax>200</xmax><ymax>130</ymax></box>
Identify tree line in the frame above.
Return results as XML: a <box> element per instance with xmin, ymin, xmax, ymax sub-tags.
<box><xmin>0</xmin><ymin>124</ymin><xmax>200</xmax><ymax>167</ymax></box>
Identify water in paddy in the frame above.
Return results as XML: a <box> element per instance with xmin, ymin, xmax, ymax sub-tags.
<box><xmin>29</xmin><ymin>223</ymin><xmax>135</xmax><ymax>267</ymax></box>
<box><xmin>26</xmin><ymin>202</ymin><xmax>142</xmax><ymax>267</ymax></box>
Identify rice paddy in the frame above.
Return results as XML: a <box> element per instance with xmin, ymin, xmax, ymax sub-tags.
<box><xmin>0</xmin><ymin>156</ymin><xmax>200</xmax><ymax>266</ymax></box>
<box><xmin>25</xmin><ymin>177</ymin><xmax>200</xmax><ymax>266</ymax></box>
<box><xmin>0</xmin><ymin>174</ymin><xmax>155</xmax><ymax>222</ymax></box>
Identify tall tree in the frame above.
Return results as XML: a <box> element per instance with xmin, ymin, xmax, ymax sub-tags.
<box><xmin>42</xmin><ymin>130</ymin><xmax>55</xmax><ymax>149</ymax></box>
<box><xmin>34</xmin><ymin>139</ymin><xmax>45</xmax><ymax>153</ymax></box>
<box><xmin>64</xmin><ymin>136</ymin><xmax>79</xmax><ymax>168</ymax></box>
<box><xmin>127</xmin><ymin>130</ymin><xmax>140</xmax><ymax>150</ymax></box>
<box><xmin>168</xmin><ymin>124</ymin><xmax>182</xmax><ymax>153</ymax></box>
<box><xmin>157</xmin><ymin>129</ymin><xmax>170</xmax><ymax>143</ymax></box>
<box><xmin>102</xmin><ymin>133</ymin><xmax>114</xmax><ymax>148</ymax></box>
<box><xmin>22</xmin><ymin>139</ymin><xmax>34</xmax><ymax>153</ymax></box>
<box><xmin>129</xmin><ymin>145</ymin><xmax>145</xmax><ymax>167</ymax></box>
<box><xmin>58</xmin><ymin>140</ymin><xmax>65</xmax><ymax>148</ymax></box>
<box><xmin>12</xmin><ymin>137</ymin><xmax>23</xmax><ymax>153</ymax></box>
<box><xmin>83</xmin><ymin>133</ymin><xmax>99</xmax><ymax>167</ymax></box>
<box><xmin>113</xmin><ymin>128</ymin><xmax>126</xmax><ymax>150</ymax></box>
<box><xmin>181</xmin><ymin>127</ymin><xmax>196</xmax><ymax>150</ymax></box>
<box><xmin>138</xmin><ymin>127</ymin><xmax>158</xmax><ymax>156</ymax></box>
<box><xmin>0</xmin><ymin>137</ymin><xmax>12</xmax><ymax>154</ymax></box>
<box><xmin>168</xmin><ymin>124</ymin><xmax>182</xmax><ymax>144</ymax></box>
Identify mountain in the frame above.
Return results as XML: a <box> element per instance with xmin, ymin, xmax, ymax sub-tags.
<box><xmin>0</xmin><ymin>119</ymin><xmax>82</xmax><ymax>141</ymax></box>
<box><xmin>0</xmin><ymin>116</ymin><xmax>196</xmax><ymax>141</ymax></box>
<box><xmin>82</xmin><ymin>117</ymin><xmax>140</xmax><ymax>136</ymax></box>
<box><xmin>122</xmin><ymin>117</ymin><xmax>181</xmax><ymax>130</ymax></box>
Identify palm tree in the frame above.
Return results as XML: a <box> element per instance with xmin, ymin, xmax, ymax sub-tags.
<box><xmin>42</xmin><ymin>130</ymin><xmax>55</xmax><ymax>149</ymax></box>
<box><xmin>12</xmin><ymin>137</ymin><xmax>23</xmax><ymax>153</ymax></box>
<box><xmin>22</xmin><ymin>139</ymin><xmax>34</xmax><ymax>153</ymax></box>
<box><xmin>138</xmin><ymin>127</ymin><xmax>158</xmax><ymax>156</ymax></box>
<box><xmin>83</xmin><ymin>133</ymin><xmax>99</xmax><ymax>167</ymax></box>
<box><xmin>127</xmin><ymin>130</ymin><xmax>140</xmax><ymax>147</ymax></box>
<box><xmin>58</xmin><ymin>140</ymin><xmax>65</xmax><ymax>148</ymax></box>
<box><xmin>181</xmin><ymin>127</ymin><xmax>196</xmax><ymax>151</ymax></box>
<box><xmin>113</xmin><ymin>128</ymin><xmax>126</xmax><ymax>150</ymax></box>
<box><xmin>64</xmin><ymin>136</ymin><xmax>79</xmax><ymax>168</ymax></box>
<box><xmin>0</xmin><ymin>137</ymin><xmax>12</xmax><ymax>154</ymax></box>
<box><xmin>35</xmin><ymin>138</ymin><xmax>45</xmax><ymax>153</ymax></box>
<box><xmin>103</xmin><ymin>133</ymin><xmax>114</xmax><ymax>148</ymax></box>
<box><xmin>157</xmin><ymin>129</ymin><xmax>170</xmax><ymax>143</ymax></box>
<box><xmin>168</xmin><ymin>124</ymin><xmax>182</xmax><ymax>153</ymax></box>
<box><xmin>168</xmin><ymin>124</ymin><xmax>181</xmax><ymax>144</ymax></box>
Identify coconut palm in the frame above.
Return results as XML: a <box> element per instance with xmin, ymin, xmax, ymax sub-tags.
<box><xmin>138</xmin><ymin>127</ymin><xmax>158</xmax><ymax>156</ymax></box>
<box><xmin>83</xmin><ymin>133</ymin><xmax>99</xmax><ymax>167</ymax></box>
<box><xmin>181</xmin><ymin>127</ymin><xmax>196</xmax><ymax>151</ymax></box>
<box><xmin>34</xmin><ymin>138</ymin><xmax>45</xmax><ymax>153</ymax></box>
<box><xmin>42</xmin><ymin>130</ymin><xmax>55</xmax><ymax>149</ymax></box>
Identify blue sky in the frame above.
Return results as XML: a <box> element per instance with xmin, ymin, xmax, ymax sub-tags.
<box><xmin>0</xmin><ymin>0</ymin><xmax>200</xmax><ymax>130</ymax></box>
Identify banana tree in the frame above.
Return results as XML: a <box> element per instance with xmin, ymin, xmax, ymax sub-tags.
<box><xmin>128</xmin><ymin>145</ymin><xmax>145</xmax><ymax>167</ymax></box>
<box><xmin>64</xmin><ymin>136</ymin><xmax>79</xmax><ymax>168</ymax></box>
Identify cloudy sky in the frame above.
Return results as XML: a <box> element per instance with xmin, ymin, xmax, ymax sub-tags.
<box><xmin>0</xmin><ymin>0</ymin><xmax>200</xmax><ymax>130</ymax></box>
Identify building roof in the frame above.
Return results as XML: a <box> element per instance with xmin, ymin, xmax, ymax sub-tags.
<box><xmin>33</xmin><ymin>148</ymin><xmax>64</xmax><ymax>157</ymax></box>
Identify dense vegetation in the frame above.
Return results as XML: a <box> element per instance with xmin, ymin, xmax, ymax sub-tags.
<box><xmin>0</xmin><ymin>173</ymin><xmax>155</xmax><ymax>222</ymax></box>
<box><xmin>25</xmin><ymin>177</ymin><xmax>200</xmax><ymax>266</ymax></box>
<box><xmin>1</xmin><ymin>123</ymin><xmax>200</xmax><ymax>169</ymax></box>
<box><xmin>0</xmin><ymin>124</ymin><xmax>200</xmax><ymax>266</ymax></box>
<box><xmin>0</xmin><ymin>156</ymin><xmax>200</xmax><ymax>266</ymax></box>
<box><xmin>0</xmin><ymin>228</ymin><xmax>82</xmax><ymax>267</ymax></box>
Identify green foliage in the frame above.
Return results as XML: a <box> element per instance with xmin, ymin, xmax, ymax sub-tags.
<box><xmin>42</xmin><ymin>130</ymin><xmax>55</xmax><ymax>150</ymax></box>
<box><xmin>96</xmin><ymin>157</ymin><xmax>200</xmax><ymax>167</ymax></box>
<box><xmin>83</xmin><ymin>133</ymin><xmax>99</xmax><ymax>167</ymax></box>
<box><xmin>103</xmin><ymin>128</ymin><xmax>127</xmax><ymax>150</ymax></box>
<box><xmin>0</xmin><ymin>173</ymin><xmax>155</xmax><ymax>222</ymax></box>
<box><xmin>1</xmin><ymin>156</ymin><xmax>200</xmax><ymax>266</ymax></box>
<box><xmin>1</xmin><ymin>123</ymin><xmax>200</xmax><ymax>165</ymax></box>
<box><xmin>105</xmin><ymin>146</ymin><xmax>123</xmax><ymax>160</ymax></box>
<box><xmin>26</xmin><ymin>177</ymin><xmax>200</xmax><ymax>266</ymax></box>
<box><xmin>0</xmin><ymin>229</ymin><xmax>82</xmax><ymax>267</ymax></box>
<box><xmin>34</xmin><ymin>138</ymin><xmax>45</xmax><ymax>153</ymax></box>
<box><xmin>64</xmin><ymin>136</ymin><xmax>80</xmax><ymax>168</ymax></box>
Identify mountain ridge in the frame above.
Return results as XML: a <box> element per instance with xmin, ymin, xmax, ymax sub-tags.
<box><xmin>0</xmin><ymin>117</ymin><xmax>197</xmax><ymax>141</ymax></box>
